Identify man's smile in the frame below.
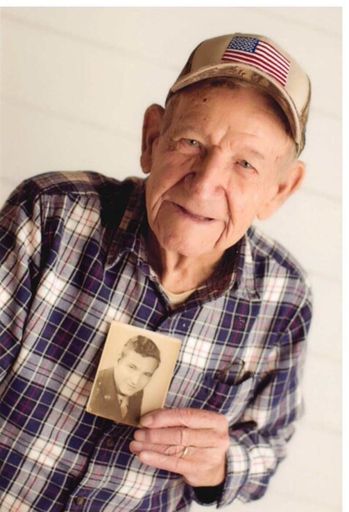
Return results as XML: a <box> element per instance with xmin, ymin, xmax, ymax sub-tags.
<box><xmin>171</xmin><ymin>201</ymin><xmax>216</xmax><ymax>223</ymax></box>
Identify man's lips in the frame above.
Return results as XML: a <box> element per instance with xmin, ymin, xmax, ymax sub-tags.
<box><xmin>122</xmin><ymin>384</ymin><xmax>138</xmax><ymax>394</ymax></box>
<box><xmin>172</xmin><ymin>202</ymin><xmax>215</xmax><ymax>222</ymax></box>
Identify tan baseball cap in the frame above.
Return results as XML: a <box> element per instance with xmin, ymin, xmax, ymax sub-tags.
<box><xmin>168</xmin><ymin>33</ymin><xmax>311</xmax><ymax>155</ymax></box>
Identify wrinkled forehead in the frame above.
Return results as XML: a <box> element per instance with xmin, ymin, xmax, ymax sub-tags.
<box><xmin>165</xmin><ymin>82</ymin><xmax>291</xmax><ymax>137</ymax></box>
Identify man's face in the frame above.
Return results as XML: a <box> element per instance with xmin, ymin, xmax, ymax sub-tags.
<box><xmin>143</xmin><ymin>86</ymin><xmax>300</xmax><ymax>261</ymax></box>
<box><xmin>114</xmin><ymin>350</ymin><xmax>158</xmax><ymax>397</ymax></box>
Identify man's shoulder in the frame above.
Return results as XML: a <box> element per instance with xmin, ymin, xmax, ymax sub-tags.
<box><xmin>97</xmin><ymin>367</ymin><xmax>114</xmax><ymax>380</ymax></box>
<box><xmin>91</xmin><ymin>368</ymin><xmax>117</xmax><ymax>399</ymax></box>
<box><xmin>248</xmin><ymin>225</ymin><xmax>307</xmax><ymax>277</ymax></box>
<box><xmin>246</xmin><ymin>225</ymin><xmax>312</xmax><ymax>302</ymax></box>
<box><xmin>7</xmin><ymin>171</ymin><xmax>142</xmax><ymax>204</ymax></box>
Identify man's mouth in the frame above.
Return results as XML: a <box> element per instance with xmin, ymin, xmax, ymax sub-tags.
<box><xmin>123</xmin><ymin>384</ymin><xmax>137</xmax><ymax>395</ymax></box>
<box><xmin>173</xmin><ymin>203</ymin><xmax>215</xmax><ymax>222</ymax></box>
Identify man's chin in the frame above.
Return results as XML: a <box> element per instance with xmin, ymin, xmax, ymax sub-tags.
<box><xmin>160</xmin><ymin>235</ymin><xmax>222</xmax><ymax>260</ymax></box>
<box><xmin>119</xmin><ymin>388</ymin><xmax>137</xmax><ymax>397</ymax></box>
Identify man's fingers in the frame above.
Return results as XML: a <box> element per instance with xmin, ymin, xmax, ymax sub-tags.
<box><xmin>131</xmin><ymin>445</ymin><xmax>226</xmax><ymax>487</ymax></box>
<box><xmin>134</xmin><ymin>426</ymin><xmax>228</xmax><ymax>449</ymax></box>
<box><xmin>130</xmin><ymin>440</ymin><xmax>185</xmax><ymax>457</ymax></box>
<box><xmin>137</xmin><ymin>450</ymin><xmax>189</xmax><ymax>476</ymax></box>
<box><xmin>130</xmin><ymin>441</ymin><xmax>222</xmax><ymax>463</ymax></box>
<box><xmin>140</xmin><ymin>408</ymin><xmax>228</xmax><ymax>432</ymax></box>
<box><xmin>134</xmin><ymin>407</ymin><xmax>230</xmax><ymax>486</ymax></box>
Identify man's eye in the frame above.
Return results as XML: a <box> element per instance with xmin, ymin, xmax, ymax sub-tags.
<box><xmin>180</xmin><ymin>138</ymin><xmax>201</xmax><ymax>150</ymax></box>
<box><xmin>176</xmin><ymin>138</ymin><xmax>202</xmax><ymax>154</ymax></box>
<box><xmin>238</xmin><ymin>160</ymin><xmax>254</xmax><ymax>170</ymax></box>
<box><xmin>185</xmin><ymin>139</ymin><xmax>199</xmax><ymax>146</ymax></box>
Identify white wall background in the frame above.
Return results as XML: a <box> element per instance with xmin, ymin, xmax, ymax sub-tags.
<box><xmin>0</xmin><ymin>7</ymin><xmax>341</xmax><ymax>512</ymax></box>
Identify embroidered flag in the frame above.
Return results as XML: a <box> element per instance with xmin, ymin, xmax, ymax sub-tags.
<box><xmin>222</xmin><ymin>36</ymin><xmax>290</xmax><ymax>86</ymax></box>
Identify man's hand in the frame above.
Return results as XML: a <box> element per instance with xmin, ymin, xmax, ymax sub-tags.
<box><xmin>129</xmin><ymin>408</ymin><xmax>230</xmax><ymax>487</ymax></box>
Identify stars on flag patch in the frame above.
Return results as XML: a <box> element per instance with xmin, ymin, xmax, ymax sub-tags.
<box><xmin>222</xmin><ymin>36</ymin><xmax>290</xmax><ymax>86</ymax></box>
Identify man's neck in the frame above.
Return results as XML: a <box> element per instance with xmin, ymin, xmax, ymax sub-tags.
<box><xmin>145</xmin><ymin>230</ymin><xmax>224</xmax><ymax>293</ymax></box>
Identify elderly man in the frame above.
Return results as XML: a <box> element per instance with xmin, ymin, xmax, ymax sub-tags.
<box><xmin>0</xmin><ymin>33</ymin><xmax>312</xmax><ymax>511</ymax></box>
<box><xmin>88</xmin><ymin>335</ymin><xmax>161</xmax><ymax>425</ymax></box>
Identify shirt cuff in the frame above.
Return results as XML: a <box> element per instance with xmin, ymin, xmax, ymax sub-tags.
<box><xmin>217</xmin><ymin>437</ymin><xmax>249</xmax><ymax>507</ymax></box>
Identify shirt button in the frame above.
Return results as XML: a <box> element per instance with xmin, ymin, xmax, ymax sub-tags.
<box><xmin>74</xmin><ymin>496</ymin><xmax>86</xmax><ymax>506</ymax></box>
<box><xmin>106</xmin><ymin>438</ymin><xmax>114</xmax><ymax>448</ymax></box>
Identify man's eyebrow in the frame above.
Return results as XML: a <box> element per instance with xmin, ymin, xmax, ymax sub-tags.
<box><xmin>170</xmin><ymin>125</ymin><xmax>201</xmax><ymax>137</ymax></box>
<box><xmin>169</xmin><ymin>126</ymin><xmax>267</xmax><ymax>161</ymax></box>
<box><xmin>228</xmin><ymin>142</ymin><xmax>267</xmax><ymax>161</ymax></box>
<box><xmin>241</xmin><ymin>147</ymin><xmax>266</xmax><ymax>161</ymax></box>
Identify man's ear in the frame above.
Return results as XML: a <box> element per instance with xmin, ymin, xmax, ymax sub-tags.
<box><xmin>140</xmin><ymin>104</ymin><xmax>165</xmax><ymax>174</ymax></box>
<box><xmin>257</xmin><ymin>160</ymin><xmax>306</xmax><ymax>220</ymax></box>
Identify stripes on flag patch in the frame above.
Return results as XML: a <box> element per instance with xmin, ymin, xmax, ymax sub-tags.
<box><xmin>222</xmin><ymin>36</ymin><xmax>290</xmax><ymax>86</ymax></box>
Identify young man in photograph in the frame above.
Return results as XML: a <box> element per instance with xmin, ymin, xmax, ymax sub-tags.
<box><xmin>88</xmin><ymin>335</ymin><xmax>161</xmax><ymax>425</ymax></box>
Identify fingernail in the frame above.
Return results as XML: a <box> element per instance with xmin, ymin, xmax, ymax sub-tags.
<box><xmin>129</xmin><ymin>441</ymin><xmax>142</xmax><ymax>452</ymax></box>
<box><xmin>140</xmin><ymin>451</ymin><xmax>152</xmax><ymax>463</ymax></box>
<box><xmin>140</xmin><ymin>414</ymin><xmax>153</xmax><ymax>427</ymax></box>
<box><xmin>134</xmin><ymin>429</ymin><xmax>146</xmax><ymax>441</ymax></box>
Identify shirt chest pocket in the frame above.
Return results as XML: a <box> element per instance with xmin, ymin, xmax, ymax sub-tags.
<box><xmin>191</xmin><ymin>372</ymin><xmax>256</xmax><ymax>424</ymax></box>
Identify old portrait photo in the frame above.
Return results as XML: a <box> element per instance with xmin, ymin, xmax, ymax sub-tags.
<box><xmin>86</xmin><ymin>322</ymin><xmax>181</xmax><ymax>426</ymax></box>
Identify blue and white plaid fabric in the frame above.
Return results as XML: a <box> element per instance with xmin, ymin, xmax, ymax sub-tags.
<box><xmin>0</xmin><ymin>171</ymin><xmax>312</xmax><ymax>511</ymax></box>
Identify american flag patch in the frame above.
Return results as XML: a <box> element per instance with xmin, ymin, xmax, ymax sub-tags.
<box><xmin>222</xmin><ymin>36</ymin><xmax>290</xmax><ymax>86</ymax></box>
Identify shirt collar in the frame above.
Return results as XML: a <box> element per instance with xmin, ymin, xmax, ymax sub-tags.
<box><xmin>105</xmin><ymin>178</ymin><xmax>147</xmax><ymax>269</ymax></box>
<box><xmin>190</xmin><ymin>230</ymin><xmax>260</xmax><ymax>305</ymax></box>
<box><xmin>231</xmin><ymin>228</ymin><xmax>261</xmax><ymax>301</ymax></box>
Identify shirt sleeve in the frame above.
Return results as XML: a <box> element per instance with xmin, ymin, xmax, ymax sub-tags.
<box><xmin>192</xmin><ymin>286</ymin><xmax>312</xmax><ymax>508</ymax></box>
<box><xmin>222</xmin><ymin>290</ymin><xmax>311</xmax><ymax>507</ymax></box>
<box><xmin>0</xmin><ymin>180</ymin><xmax>43</xmax><ymax>383</ymax></box>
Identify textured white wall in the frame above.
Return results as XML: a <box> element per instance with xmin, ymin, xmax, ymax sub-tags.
<box><xmin>0</xmin><ymin>7</ymin><xmax>341</xmax><ymax>512</ymax></box>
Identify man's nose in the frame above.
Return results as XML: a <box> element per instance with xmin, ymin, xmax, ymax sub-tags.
<box><xmin>129</xmin><ymin>371</ymin><xmax>141</xmax><ymax>387</ymax></box>
<box><xmin>184</xmin><ymin>148</ymin><xmax>229</xmax><ymax>197</ymax></box>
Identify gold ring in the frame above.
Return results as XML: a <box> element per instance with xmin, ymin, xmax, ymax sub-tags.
<box><xmin>181</xmin><ymin>446</ymin><xmax>190</xmax><ymax>458</ymax></box>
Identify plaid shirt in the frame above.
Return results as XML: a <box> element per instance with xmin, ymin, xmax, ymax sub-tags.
<box><xmin>0</xmin><ymin>171</ymin><xmax>312</xmax><ymax>512</ymax></box>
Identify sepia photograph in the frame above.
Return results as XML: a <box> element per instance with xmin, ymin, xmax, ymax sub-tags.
<box><xmin>87</xmin><ymin>322</ymin><xmax>181</xmax><ymax>426</ymax></box>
